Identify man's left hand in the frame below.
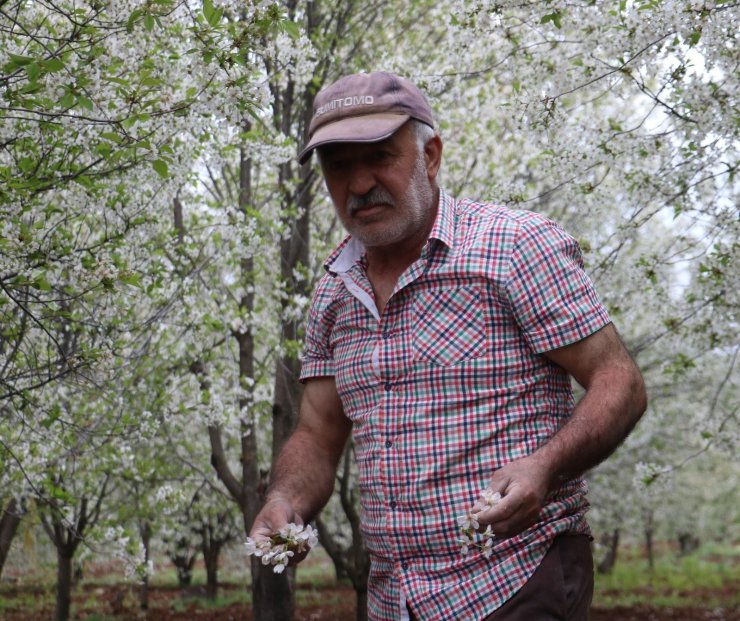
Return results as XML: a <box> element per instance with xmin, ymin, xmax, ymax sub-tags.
<box><xmin>471</xmin><ymin>455</ymin><xmax>552</xmax><ymax>539</ymax></box>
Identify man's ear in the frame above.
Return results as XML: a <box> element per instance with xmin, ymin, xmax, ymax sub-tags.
<box><xmin>424</xmin><ymin>135</ymin><xmax>443</xmax><ymax>181</ymax></box>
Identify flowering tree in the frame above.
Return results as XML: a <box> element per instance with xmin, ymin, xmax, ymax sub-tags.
<box><xmin>0</xmin><ymin>0</ymin><xmax>280</xmax><ymax>617</ymax></box>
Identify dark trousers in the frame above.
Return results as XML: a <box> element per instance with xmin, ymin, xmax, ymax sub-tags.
<box><xmin>482</xmin><ymin>534</ymin><xmax>593</xmax><ymax>620</ymax></box>
<box><xmin>408</xmin><ymin>535</ymin><xmax>593</xmax><ymax>620</ymax></box>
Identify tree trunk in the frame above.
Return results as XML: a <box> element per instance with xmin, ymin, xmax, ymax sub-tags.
<box><xmin>315</xmin><ymin>443</ymin><xmax>370</xmax><ymax>616</ymax></box>
<box><xmin>174</xmin><ymin>555</ymin><xmax>196</xmax><ymax>587</ymax></box>
<box><xmin>139</xmin><ymin>521</ymin><xmax>151</xmax><ymax>610</ymax></box>
<box><xmin>355</xmin><ymin>588</ymin><xmax>368</xmax><ymax>621</ymax></box>
<box><xmin>203</xmin><ymin>541</ymin><xmax>221</xmax><ymax>600</ymax></box>
<box><xmin>644</xmin><ymin>510</ymin><xmax>655</xmax><ymax>571</ymax></box>
<box><xmin>0</xmin><ymin>498</ymin><xmax>23</xmax><ymax>578</ymax></box>
<box><xmin>678</xmin><ymin>532</ymin><xmax>700</xmax><ymax>556</ymax></box>
<box><xmin>56</xmin><ymin>549</ymin><xmax>73</xmax><ymax>621</ymax></box>
<box><xmin>252</xmin><ymin>557</ymin><xmax>294</xmax><ymax>621</ymax></box>
<box><xmin>597</xmin><ymin>528</ymin><xmax>620</xmax><ymax>574</ymax></box>
<box><xmin>39</xmin><ymin>482</ymin><xmax>108</xmax><ymax>621</ymax></box>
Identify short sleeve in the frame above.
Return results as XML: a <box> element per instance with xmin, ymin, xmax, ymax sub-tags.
<box><xmin>299</xmin><ymin>274</ymin><xmax>337</xmax><ymax>381</ymax></box>
<box><xmin>506</xmin><ymin>218</ymin><xmax>610</xmax><ymax>353</ymax></box>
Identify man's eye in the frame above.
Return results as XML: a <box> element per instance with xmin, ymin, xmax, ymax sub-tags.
<box><xmin>328</xmin><ymin>160</ymin><xmax>348</xmax><ymax>172</ymax></box>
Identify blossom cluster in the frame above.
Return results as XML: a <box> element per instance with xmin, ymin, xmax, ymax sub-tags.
<box><xmin>245</xmin><ymin>523</ymin><xmax>319</xmax><ymax>574</ymax></box>
<box><xmin>103</xmin><ymin>526</ymin><xmax>153</xmax><ymax>582</ymax></box>
<box><xmin>457</xmin><ymin>489</ymin><xmax>502</xmax><ymax>558</ymax></box>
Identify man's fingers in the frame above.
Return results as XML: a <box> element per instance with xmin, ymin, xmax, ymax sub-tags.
<box><xmin>471</xmin><ymin>485</ymin><xmax>506</xmax><ymax>513</ymax></box>
<box><xmin>250</xmin><ymin>526</ymin><xmax>274</xmax><ymax>541</ymax></box>
<box><xmin>474</xmin><ymin>494</ymin><xmax>515</xmax><ymax>526</ymax></box>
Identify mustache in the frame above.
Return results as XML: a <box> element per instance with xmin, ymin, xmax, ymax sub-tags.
<box><xmin>347</xmin><ymin>187</ymin><xmax>395</xmax><ymax>214</ymax></box>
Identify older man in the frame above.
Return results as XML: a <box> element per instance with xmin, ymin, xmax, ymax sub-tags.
<box><xmin>250</xmin><ymin>71</ymin><xmax>646</xmax><ymax>620</ymax></box>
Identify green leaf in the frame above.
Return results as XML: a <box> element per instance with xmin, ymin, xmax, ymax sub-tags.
<box><xmin>25</xmin><ymin>63</ymin><xmax>41</xmax><ymax>81</ymax></box>
<box><xmin>105</xmin><ymin>76</ymin><xmax>130</xmax><ymax>87</ymax></box>
<box><xmin>127</xmin><ymin>9</ymin><xmax>144</xmax><ymax>32</ymax></box>
<box><xmin>43</xmin><ymin>57</ymin><xmax>65</xmax><ymax>73</ymax></box>
<box><xmin>77</xmin><ymin>95</ymin><xmax>94</xmax><ymax>110</ymax></box>
<box><xmin>100</xmin><ymin>132</ymin><xmax>124</xmax><ymax>144</ymax></box>
<box><xmin>20</xmin><ymin>82</ymin><xmax>43</xmax><ymax>95</ymax></box>
<box><xmin>48</xmin><ymin>483</ymin><xmax>74</xmax><ymax>504</ymax></box>
<box><xmin>203</xmin><ymin>0</ymin><xmax>223</xmax><ymax>26</ymax></box>
<box><xmin>687</xmin><ymin>30</ymin><xmax>701</xmax><ymax>46</ymax></box>
<box><xmin>33</xmin><ymin>274</ymin><xmax>52</xmax><ymax>291</ymax></box>
<box><xmin>59</xmin><ymin>91</ymin><xmax>75</xmax><ymax>108</ymax></box>
<box><xmin>282</xmin><ymin>20</ymin><xmax>300</xmax><ymax>39</ymax></box>
<box><xmin>8</xmin><ymin>53</ymin><xmax>34</xmax><ymax>67</ymax></box>
<box><xmin>41</xmin><ymin>404</ymin><xmax>62</xmax><ymax>429</ymax></box>
<box><xmin>73</xmin><ymin>174</ymin><xmax>94</xmax><ymax>188</ymax></box>
<box><xmin>152</xmin><ymin>159</ymin><xmax>169</xmax><ymax>179</ymax></box>
<box><xmin>119</xmin><ymin>272</ymin><xmax>142</xmax><ymax>288</ymax></box>
<box><xmin>540</xmin><ymin>10</ymin><xmax>562</xmax><ymax>28</ymax></box>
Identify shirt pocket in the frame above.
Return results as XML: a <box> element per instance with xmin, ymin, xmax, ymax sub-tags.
<box><xmin>412</xmin><ymin>286</ymin><xmax>488</xmax><ymax>366</ymax></box>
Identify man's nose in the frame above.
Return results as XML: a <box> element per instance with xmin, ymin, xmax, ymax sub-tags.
<box><xmin>347</xmin><ymin>163</ymin><xmax>377</xmax><ymax>196</ymax></box>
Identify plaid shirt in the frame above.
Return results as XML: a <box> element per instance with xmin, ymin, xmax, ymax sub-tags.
<box><xmin>300</xmin><ymin>190</ymin><xmax>610</xmax><ymax>620</ymax></box>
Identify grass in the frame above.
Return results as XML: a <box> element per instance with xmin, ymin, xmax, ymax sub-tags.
<box><xmin>593</xmin><ymin>544</ymin><xmax>740</xmax><ymax>609</ymax></box>
<box><xmin>190</xmin><ymin>589</ymin><xmax>251</xmax><ymax>610</ymax></box>
<box><xmin>2</xmin><ymin>543</ymin><xmax>737</xmax><ymax>616</ymax></box>
<box><xmin>0</xmin><ymin>589</ymin><xmax>49</xmax><ymax>614</ymax></box>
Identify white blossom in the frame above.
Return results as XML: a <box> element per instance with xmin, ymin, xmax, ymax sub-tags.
<box><xmin>245</xmin><ymin>523</ymin><xmax>319</xmax><ymax>574</ymax></box>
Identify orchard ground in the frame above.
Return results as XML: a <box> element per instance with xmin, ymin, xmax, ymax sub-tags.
<box><xmin>1</xmin><ymin>543</ymin><xmax>738</xmax><ymax>621</ymax></box>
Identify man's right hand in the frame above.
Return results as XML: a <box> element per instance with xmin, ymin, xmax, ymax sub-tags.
<box><xmin>249</xmin><ymin>494</ymin><xmax>311</xmax><ymax>565</ymax></box>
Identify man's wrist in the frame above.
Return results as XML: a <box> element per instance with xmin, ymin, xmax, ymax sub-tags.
<box><xmin>528</xmin><ymin>445</ymin><xmax>566</xmax><ymax>495</ymax></box>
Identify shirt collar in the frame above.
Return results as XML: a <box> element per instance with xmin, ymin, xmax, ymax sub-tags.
<box><xmin>428</xmin><ymin>188</ymin><xmax>455</xmax><ymax>250</ymax></box>
<box><xmin>325</xmin><ymin>188</ymin><xmax>456</xmax><ymax>275</ymax></box>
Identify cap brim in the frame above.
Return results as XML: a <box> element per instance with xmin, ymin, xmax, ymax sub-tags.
<box><xmin>298</xmin><ymin>113</ymin><xmax>410</xmax><ymax>164</ymax></box>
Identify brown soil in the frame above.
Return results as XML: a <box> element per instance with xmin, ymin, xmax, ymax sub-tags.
<box><xmin>0</xmin><ymin>582</ymin><xmax>738</xmax><ymax>621</ymax></box>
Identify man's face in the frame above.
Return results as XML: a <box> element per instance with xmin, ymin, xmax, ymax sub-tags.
<box><xmin>318</xmin><ymin>122</ymin><xmax>437</xmax><ymax>250</ymax></box>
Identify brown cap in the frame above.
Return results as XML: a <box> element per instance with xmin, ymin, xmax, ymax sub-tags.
<box><xmin>298</xmin><ymin>71</ymin><xmax>434</xmax><ymax>164</ymax></box>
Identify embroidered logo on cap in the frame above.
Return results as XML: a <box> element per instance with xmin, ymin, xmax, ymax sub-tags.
<box><xmin>315</xmin><ymin>95</ymin><xmax>375</xmax><ymax>117</ymax></box>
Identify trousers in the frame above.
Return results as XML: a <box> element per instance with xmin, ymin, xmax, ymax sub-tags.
<box><xmin>407</xmin><ymin>534</ymin><xmax>593</xmax><ymax>620</ymax></box>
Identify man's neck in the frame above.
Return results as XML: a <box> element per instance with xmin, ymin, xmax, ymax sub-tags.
<box><xmin>364</xmin><ymin>222</ymin><xmax>437</xmax><ymax>315</ymax></box>
<box><xmin>364</xmin><ymin>186</ymin><xmax>439</xmax><ymax>274</ymax></box>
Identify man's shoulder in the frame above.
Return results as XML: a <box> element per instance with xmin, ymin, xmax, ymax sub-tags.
<box><xmin>455</xmin><ymin>197</ymin><xmax>552</xmax><ymax>228</ymax></box>
<box><xmin>311</xmin><ymin>269</ymin><xmax>342</xmax><ymax>299</ymax></box>
<box><xmin>451</xmin><ymin>197</ymin><xmax>558</xmax><ymax>246</ymax></box>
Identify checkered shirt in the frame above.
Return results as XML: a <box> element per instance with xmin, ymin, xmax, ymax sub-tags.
<box><xmin>300</xmin><ymin>190</ymin><xmax>610</xmax><ymax>620</ymax></box>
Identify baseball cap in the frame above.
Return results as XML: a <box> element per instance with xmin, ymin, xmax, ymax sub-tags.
<box><xmin>298</xmin><ymin>71</ymin><xmax>434</xmax><ymax>164</ymax></box>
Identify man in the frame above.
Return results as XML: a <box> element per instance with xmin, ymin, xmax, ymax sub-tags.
<box><xmin>250</xmin><ymin>71</ymin><xmax>647</xmax><ymax>620</ymax></box>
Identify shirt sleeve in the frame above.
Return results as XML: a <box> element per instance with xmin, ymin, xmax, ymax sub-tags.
<box><xmin>506</xmin><ymin>217</ymin><xmax>611</xmax><ymax>353</ymax></box>
<box><xmin>299</xmin><ymin>274</ymin><xmax>337</xmax><ymax>381</ymax></box>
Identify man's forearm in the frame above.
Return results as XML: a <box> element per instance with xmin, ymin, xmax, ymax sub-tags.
<box><xmin>472</xmin><ymin>339</ymin><xmax>647</xmax><ymax>538</ymax></box>
<box><xmin>261</xmin><ymin>375</ymin><xmax>351</xmax><ymax>524</ymax></box>
<box><xmin>266</xmin><ymin>427</ymin><xmax>344</xmax><ymax>523</ymax></box>
<box><xmin>533</xmin><ymin>362</ymin><xmax>647</xmax><ymax>491</ymax></box>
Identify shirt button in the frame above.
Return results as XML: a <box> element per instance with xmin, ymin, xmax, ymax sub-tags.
<box><xmin>382</xmin><ymin>331</ymin><xmax>391</xmax><ymax>340</ymax></box>
<box><xmin>385</xmin><ymin>440</ymin><xmax>393</xmax><ymax>448</ymax></box>
<box><xmin>401</xmin><ymin>561</ymin><xmax>409</xmax><ymax>570</ymax></box>
<box><xmin>389</xmin><ymin>500</ymin><xmax>397</xmax><ymax>510</ymax></box>
<box><xmin>384</xmin><ymin>382</ymin><xmax>393</xmax><ymax>391</ymax></box>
